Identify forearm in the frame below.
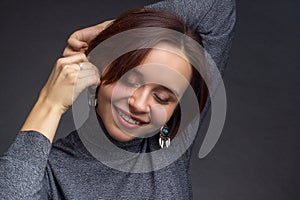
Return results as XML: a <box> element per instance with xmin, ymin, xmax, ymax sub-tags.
<box><xmin>20</xmin><ymin>97</ymin><xmax>62</xmax><ymax>143</ymax></box>
<box><xmin>19</xmin><ymin>53</ymin><xmax>99</xmax><ymax>143</ymax></box>
<box><xmin>146</xmin><ymin>0</ymin><xmax>236</xmax><ymax>72</ymax></box>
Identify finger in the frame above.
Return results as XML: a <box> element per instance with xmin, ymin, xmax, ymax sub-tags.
<box><xmin>62</xmin><ymin>46</ymin><xmax>85</xmax><ymax>57</ymax></box>
<box><xmin>75</xmin><ymin>73</ymin><xmax>100</xmax><ymax>94</ymax></box>
<box><xmin>80</xmin><ymin>25</ymin><xmax>105</xmax><ymax>43</ymax></box>
<box><xmin>96</xmin><ymin>19</ymin><xmax>114</xmax><ymax>30</ymax></box>
<box><xmin>77</xmin><ymin>69</ymin><xmax>99</xmax><ymax>79</ymax></box>
<box><xmin>68</xmin><ymin>19</ymin><xmax>114</xmax><ymax>45</ymax></box>
<box><xmin>63</xmin><ymin>19</ymin><xmax>115</xmax><ymax>57</ymax></box>
<box><xmin>60</xmin><ymin>64</ymin><xmax>80</xmax><ymax>80</ymax></box>
<box><xmin>67</xmin><ymin>37</ymin><xmax>88</xmax><ymax>51</ymax></box>
<box><xmin>56</xmin><ymin>53</ymin><xmax>88</xmax><ymax>69</ymax></box>
<box><xmin>62</xmin><ymin>63</ymin><xmax>81</xmax><ymax>71</ymax></box>
<box><xmin>78</xmin><ymin>61</ymin><xmax>99</xmax><ymax>73</ymax></box>
<box><xmin>50</xmin><ymin>56</ymin><xmax>82</xmax><ymax>84</ymax></box>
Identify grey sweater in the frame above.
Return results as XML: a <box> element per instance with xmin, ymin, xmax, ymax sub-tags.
<box><xmin>0</xmin><ymin>0</ymin><xmax>236</xmax><ymax>199</ymax></box>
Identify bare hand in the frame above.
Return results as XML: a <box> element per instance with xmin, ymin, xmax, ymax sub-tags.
<box><xmin>39</xmin><ymin>53</ymin><xmax>100</xmax><ymax>115</ymax></box>
<box><xmin>63</xmin><ymin>20</ymin><xmax>114</xmax><ymax>57</ymax></box>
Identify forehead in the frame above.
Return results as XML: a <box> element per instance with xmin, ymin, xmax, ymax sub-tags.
<box><xmin>142</xmin><ymin>44</ymin><xmax>192</xmax><ymax>79</ymax></box>
<box><xmin>134</xmin><ymin>45</ymin><xmax>192</xmax><ymax>96</ymax></box>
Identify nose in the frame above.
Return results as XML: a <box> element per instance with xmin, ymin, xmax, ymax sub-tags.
<box><xmin>128</xmin><ymin>87</ymin><xmax>151</xmax><ymax>114</ymax></box>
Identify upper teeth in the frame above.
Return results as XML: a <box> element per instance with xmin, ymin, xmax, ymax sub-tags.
<box><xmin>118</xmin><ymin>110</ymin><xmax>140</xmax><ymax>125</ymax></box>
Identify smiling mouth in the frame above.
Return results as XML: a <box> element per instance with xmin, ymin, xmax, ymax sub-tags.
<box><xmin>115</xmin><ymin>107</ymin><xmax>149</xmax><ymax>126</ymax></box>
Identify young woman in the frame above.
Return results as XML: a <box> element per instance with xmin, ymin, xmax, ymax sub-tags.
<box><xmin>0</xmin><ymin>0</ymin><xmax>235</xmax><ymax>199</ymax></box>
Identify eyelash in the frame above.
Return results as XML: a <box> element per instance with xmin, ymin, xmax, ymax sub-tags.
<box><xmin>122</xmin><ymin>76</ymin><xmax>171</xmax><ymax>104</ymax></box>
<box><xmin>152</xmin><ymin>92</ymin><xmax>170</xmax><ymax>104</ymax></box>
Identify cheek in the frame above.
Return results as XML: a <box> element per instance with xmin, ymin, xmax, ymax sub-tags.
<box><xmin>98</xmin><ymin>83</ymin><xmax>131</xmax><ymax>102</ymax></box>
<box><xmin>97</xmin><ymin>85</ymin><xmax>113</xmax><ymax>103</ymax></box>
<box><xmin>150</xmin><ymin>104</ymin><xmax>176</xmax><ymax>126</ymax></box>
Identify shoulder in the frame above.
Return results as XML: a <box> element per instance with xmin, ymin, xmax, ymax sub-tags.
<box><xmin>49</xmin><ymin>130</ymin><xmax>92</xmax><ymax>162</ymax></box>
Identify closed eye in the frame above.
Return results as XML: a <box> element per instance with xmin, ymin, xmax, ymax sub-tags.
<box><xmin>152</xmin><ymin>88</ymin><xmax>177</xmax><ymax>105</ymax></box>
<box><xmin>152</xmin><ymin>92</ymin><xmax>170</xmax><ymax>104</ymax></box>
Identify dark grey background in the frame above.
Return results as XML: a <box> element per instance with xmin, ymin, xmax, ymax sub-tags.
<box><xmin>0</xmin><ymin>0</ymin><xmax>299</xmax><ymax>199</ymax></box>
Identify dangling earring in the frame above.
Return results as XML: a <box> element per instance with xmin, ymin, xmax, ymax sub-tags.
<box><xmin>88</xmin><ymin>87</ymin><xmax>97</xmax><ymax>107</ymax></box>
<box><xmin>159</xmin><ymin>125</ymin><xmax>171</xmax><ymax>148</ymax></box>
<box><xmin>88</xmin><ymin>94</ymin><xmax>97</xmax><ymax>107</ymax></box>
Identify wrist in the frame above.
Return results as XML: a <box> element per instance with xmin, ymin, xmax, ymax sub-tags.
<box><xmin>36</xmin><ymin>94</ymin><xmax>65</xmax><ymax>116</ymax></box>
<box><xmin>35</xmin><ymin>89</ymin><xmax>66</xmax><ymax>116</ymax></box>
<box><xmin>20</xmin><ymin>97</ymin><xmax>63</xmax><ymax>143</ymax></box>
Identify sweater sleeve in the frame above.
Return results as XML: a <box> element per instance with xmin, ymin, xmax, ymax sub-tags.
<box><xmin>0</xmin><ymin>131</ymin><xmax>52</xmax><ymax>199</ymax></box>
<box><xmin>145</xmin><ymin>0</ymin><xmax>236</xmax><ymax>75</ymax></box>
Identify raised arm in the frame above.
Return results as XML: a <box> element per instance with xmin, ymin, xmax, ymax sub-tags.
<box><xmin>64</xmin><ymin>0</ymin><xmax>236</xmax><ymax>75</ymax></box>
<box><xmin>146</xmin><ymin>0</ymin><xmax>236</xmax><ymax>74</ymax></box>
<box><xmin>0</xmin><ymin>53</ymin><xmax>100</xmax><ymax>199</ymax></box>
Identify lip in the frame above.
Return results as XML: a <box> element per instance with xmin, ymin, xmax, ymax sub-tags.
<box><xmin>113</xmin><ymin>106</ymin><xmax>149</xmax><ymax>129</ymax></box>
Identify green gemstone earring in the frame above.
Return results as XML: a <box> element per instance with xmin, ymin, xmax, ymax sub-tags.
<box><xmin>159</xmin><ymin>125</ymin><xmax>170</xmax><ymax>148</ymax></box>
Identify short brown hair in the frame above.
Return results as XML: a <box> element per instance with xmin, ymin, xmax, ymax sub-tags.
<box><xmin>88</xmin><ymin>8</ymin><xmax>208</xmax><ymax>139</ymax></box>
